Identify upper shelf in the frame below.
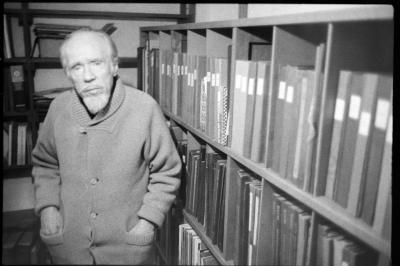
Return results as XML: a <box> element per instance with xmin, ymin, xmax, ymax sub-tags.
<box><xmin>140</xmin><ymin>5</ymin><xmax>393</xmax><ymax>31</ymax></box>
<box><xmin>3</xmin><ymin>57</ymin><xmax>137</xmax><ymax>68</ymax></box>
<box><xmin>4</xmin><ymin>8</ymin><xmax>190</xmax><ymax>22</ymax></box>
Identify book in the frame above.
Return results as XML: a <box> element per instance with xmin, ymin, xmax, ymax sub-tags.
<box><xmin>325</xmin><ymin>70</ymin><xmax>352</xmax><ymax>199</ymax></box>
<box><xmin>247</xmin><ymin>179</ymin><xmax>261</xmax><ymax>265</ymax></box>
<box><xmin>296</xmin><ymin>212</ymin><xmax>311</xmax><ymax>266</ymax></box>
<box><xmin>230</xmin><ymin>60</ymin><xmax>250</xmax><ymax>156</ymax></box>
<box><xmin>332</xmin><ymin>234</ymin><xmax>350</xmax><ymax>266</ymax></box>
<box><xmin>272</xmin><ymin>193</ymin><xmax>284</xmax><ymax>266</ymax></box>
<box><xmin>316</xmin><ymin>224</ymin><xmax>331</xmax><ymax>266</ymax></box>
<box><xmin>242</xmin><ymin>61</ymin><xmax>257</xmax><ymax>159</ymax></box>
<box><xmin>215</xmin><ymin>160</ymin><xmax>227</xmax><ymax>251</ymax></box>
<box><xmin>278</xmin><ymin>65</ymin><xmax>297</xmax><ymax>180</ymax></box>
<box><xmin>373</xmin><ymin>113</ymin><xmax>392</xmax><ymax>240</ymax></box>
<box><xmin>271</xmin><ymin>65</ymin><xmax>288</xmax><ymax>174</ymax></box>
<box><xmin>9</xmin><ymin>65</ymin><xmax>27</xmax><ymax>111</ymax></box>
<box><xmin>285</xmin><ymin>68</ymin><xmax>306</xmax><ymax>184</ymax></box>
<box><xmin>3</xmin><ymin>123</ymin><xmax>10</xmax><ymax>166</ymax></box>
<box><xmin>303</xmin><ymin>43</ymin><xmax>325</xmax><ymax>193</ymax></box>
<box><xmin>359</xmin><ymin>74</ymin><xmax>392</xmax><ymax>225</ymax></box>
<box><xmin>233</xmin><ymin>169</ymin><xmax>252</xmax><ymax>265</ymax></box>
<box><xmin>345</xmin><ymin>73</ymin><xmax>378</xmax><ymax>216</ymax></box>
<box><xmin>4</xmin><ymin>14</ymin><xmax>12</xmax><ymax>58</ymax></box>
<box><xmin>342</xmin><ymin>244</ymin><xmax>376</xmax><ymax>266</ymax></box>
<box><xmin>333</xmin><ymin>72</ymin><xmax>364</xmax><ymax>208</ymax></box>
<box><xmin>294</xmin><ymin>70</ymin><xmax>315</xmax><ymax>190</ymax></box>
<box><xmin>250</xmin><ymin>61</ymin><xmax>271</xmax><ymax>163</ymax></box>
<box><xmin>255</xmin><ymin>180</ymin><xmax>274</xmax><ymax>266</ymax></box>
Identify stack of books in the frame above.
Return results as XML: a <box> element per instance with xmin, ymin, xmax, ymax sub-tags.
<box><xmin>178</xmin><ymin>223</ymin><xmax>220</xmax><ymax>266</ymax></box>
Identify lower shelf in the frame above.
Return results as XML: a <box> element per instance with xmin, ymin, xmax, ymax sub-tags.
<box><xmin>183</xmin><ymin>209</ymin><xmax>233</xmax><ymax>266</ymax></box>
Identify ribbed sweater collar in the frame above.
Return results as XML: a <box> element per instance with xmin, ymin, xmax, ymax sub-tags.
<box><xmin>70</xmin><ymin>77</ymin><xmax>125</xmax><ymax>127</ymax></box>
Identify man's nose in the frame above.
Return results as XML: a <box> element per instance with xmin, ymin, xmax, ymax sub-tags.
<box><xmin>83</xmin><ymin>65</ymin><xmax>95</xmax><ymax>82</ymax></box>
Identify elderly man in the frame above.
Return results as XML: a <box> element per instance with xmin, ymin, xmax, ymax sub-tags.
<box><xmin>32</xmin><ymin>29</ymin><xmax>181</xmax><ymax>264</ymax></box>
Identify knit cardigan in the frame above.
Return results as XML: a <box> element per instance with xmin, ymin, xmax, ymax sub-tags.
<box><xmin>31</xmin><ymin>78</ymin><xmax>181</xmax><ymax>264</ymax></box>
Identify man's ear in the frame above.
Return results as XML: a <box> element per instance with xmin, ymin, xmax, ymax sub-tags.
<box><xmin>112</xmin><ymin>59</ymin><xmax>119</xmax><ymax>77</ymax></box>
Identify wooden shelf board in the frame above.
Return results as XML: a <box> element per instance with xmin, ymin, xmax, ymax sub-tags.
<box><xmin>5</xmin><ymin>8</ymin><xmax>189</xmax><ymax>21</ymax></box>
<box><xmin>165</xmin><ymin>110</ymin><xmax>390</xmax><ymax>256</ymax></box>
<box><xmin>141</xmin><ymin>5</ymin><xmax>392</xmax><ymax>31</ymax></box>
<box><xmin>29</xmin><ymin>57</ymin><xmax>137</xmax><ymax>68</ymax></box>
<box><xmin>4</xmin><ymin>111</ymin><xmax>31</xmax><ymax>117</ymax></box>
<box><xmin>182</xmin><ymin>209</ymin><xmax>234</xmax><ymax>266</ymax></box>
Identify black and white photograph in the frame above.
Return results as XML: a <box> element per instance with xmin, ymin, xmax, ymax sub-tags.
<box><xmin>3</xmin><ymin>3</ymin><xmax>393</xmax><ymax>265</ymax></box>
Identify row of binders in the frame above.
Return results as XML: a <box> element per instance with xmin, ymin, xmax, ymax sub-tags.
<box><xmin>325</xmin><ymin>70</ymin><xmax>392</xmax><ymax>230</ymax></box>
<box><xmin>185</xmin><ymin>145</ymin><xmax>227</xmax><ymax>253</ymax></box>
<box><xmin>144</xmin><ymin>49</ymin><xmax>230</xmax><ymax>146</ymax></box>
<box><xmin>3</xmin><ymin>122</ymin><xmax>33</xmax><ymax>167</ymax></box>
<box><xmin>145</xmin><ymin>47</ymin><xmax>392</xmax><ymax>234</ymax></box>
<box><xmin>179</xmin><ymin>223</ymin><xmax>220</xmax><ymax>266</ymax></box>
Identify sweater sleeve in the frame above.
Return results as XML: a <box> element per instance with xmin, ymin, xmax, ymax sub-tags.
<box><xmin>31</xmin><ymin>102</ymin><xmax>61</xmax><ymax>216</ymax></box>
<box><xmin>137</xmin><ymin>102</ymin><xmax>182</xmax><ymax>227</ymax></box>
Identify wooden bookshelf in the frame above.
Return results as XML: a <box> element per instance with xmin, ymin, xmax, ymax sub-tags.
<box><xmin>140</xmin><ymin>5</ymin><xmax>392</xmax><ymax>266</ymax></box>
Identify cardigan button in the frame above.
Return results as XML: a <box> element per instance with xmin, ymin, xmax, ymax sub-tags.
<box><xmin>90</xmin><ymin>212</ymin><xmax>97</xmax><ymax>219</ymax></box>
<box><xmin>90</xmin><ymin>178</ymin><xmax>99</xmax><ymax>185</ymax></box>
<box><xmin>79</xmin><ymin>127</ymin><xmax>87</xmax><ymax>134</ymax></box>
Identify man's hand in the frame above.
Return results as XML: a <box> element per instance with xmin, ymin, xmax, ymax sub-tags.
<box><xmin>40</xmin><ymin>206</ymin><xmax>63</xmax><ymax>235</ymax></box>
<box><xmin>128</xmin><ymin>219</ymin><xmax>155</xmax><ymax>235</ymax></box>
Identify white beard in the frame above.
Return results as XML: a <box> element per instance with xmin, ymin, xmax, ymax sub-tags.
<box><xmin>82</xmin><ymin>92</ymin><xmax>110</xmax><ymax>115</ymax></box>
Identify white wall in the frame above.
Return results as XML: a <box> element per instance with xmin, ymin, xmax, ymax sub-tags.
<box><xmin>194</xmin><ymin>4</ymin><xmax>369</xmax><ymax>22</ymax></box>
<box><xmin>195</xmin><ymin>4</ymin><xmax>239</xmax><ymax>22</ymax></box>
<box><xmin>247</xmin><ymin>4</ymin><xmax>363</xmax><ymax>18</ymax></box>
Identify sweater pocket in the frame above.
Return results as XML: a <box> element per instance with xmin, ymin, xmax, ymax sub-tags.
<box><xmin>125</xmin><ymin>229</ymin><xmax>155</xmax><ymax>246</ymax></box>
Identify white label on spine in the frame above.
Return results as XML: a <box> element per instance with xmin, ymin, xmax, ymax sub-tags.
<box><xmin>359</xmin><ymin>112</ymin><xmax>371</xmax><ymax>136</ymax></box>
<box><xmin>278</xmin><ymin>81</ymin><xmax>286</xmax><ymax>99</ymax></box>
<box><xmin>256</xmin><ymin>78</ymin><xmax>264</xmax><ymax>96</ymax></box>
<box><xmin>348</xmin><ymin>95</ymin><xmax>361</xmax><ymax>119</ymax></box>
<box><xmin>185</xmin><ymin>66</ymin><xmax>188</xmax><ymax>75</ymax></box>
<box><xmin>248</xmin><ymin>78</ymin><xmax>255</xmax><ymax>95</ymax></box>
<box><xmin>253</xmin><ymin>195</ymin><xmax>259</xmax><ymax>244</ymax></box>
<box><xmin>167</xmin><ymin>65</ymin><xmax>170</xmax><ymax>75</ymax></box>
<box><xmin>161</xmin><ymin>64</ymin><xmax>165</xmax><ymax>74</ymax></box>
<box><xmin>375</xmin><ymin>99</ymin><xmax>390</xmax><ymax>130</ymax></box>
<box><xmin>286</xmin><ymin>85</ymin><xmax>294</xmax><ymax>103</ymax></box>
<box><xmin>193</xmin><ymin>69</ymin><xmax>197</xmax><ymax>80</ymax></box>
<box><xmin>386</xmin><ymin>115</ymin><xmax>392</xmax><ymax>144</ymax></box>
<box><xmin>216</xmin><ymin>73</ymin><xmax>220</xmax><ymax>87</ymax></box>
<box><xmin>249</xmin><ymin>190</ymin><xmax>254</xmax><ymax>231</ymax></box>
<box><xmin>235</xmin><ymin>74</ymin><xmax>242</xmax><ymax>89</ymax></box>
<box><xmin>211</xmin><ymin>73</ymin><xmax>216</xmax><ymax>86</ymax></box>
<box><xmin>334</xmin><ymin>99</ymin><xmax>345</xmax><ymax>121</ymax></box>
<box><xmin>241</xmin><ymin>76</ymin><xmax>248</xmax><ymax>93</ymax></box>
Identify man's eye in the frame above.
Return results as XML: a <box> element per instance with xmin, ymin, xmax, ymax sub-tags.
<box><xmin>72</xmin><ymin>65</ymin><xmax>82</xmax><ymax>71</ymax></box>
